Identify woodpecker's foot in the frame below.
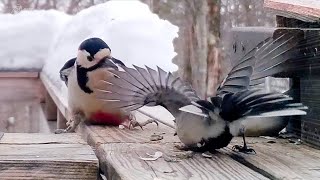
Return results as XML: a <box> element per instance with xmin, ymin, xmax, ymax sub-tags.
<box><xmin>127</xmin><ymin>113</ymin><xmax>158</xmax><ymax>129</ymax></box>
<box><xmin>232</xmin><ymin>145</ymin><xmax>256</xmax><ymax>154</ymax></box>
<box><xmin>54</xmin><ymin>113</ymin><xmax>83</xmax><ymax>134</ymax></box>
<box><xmin>128</xmin><ymin>119</ymin><xmax>158</xmax><ymax>129</ymax></box>
<box><xmin>54</xmin><ymin>126</ymin><xmax>72</xmax><ymax>134</ymax></box>
<box><xmin>54</xmin><ymin>128</ymin><xmax>68</xmax><ymax>134</ymax></box>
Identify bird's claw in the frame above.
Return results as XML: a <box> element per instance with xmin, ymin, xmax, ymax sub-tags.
<box><xmin>54</xmin><ymin>113</ymin><xmax>82</xmax><ymax>134</ymax></box>
<box><xmin>54</xmin><ymin>125</ymin><xmax>72</xmax><ymax>134</ymax></box>
<box><xmin>128</xmin><ymin>119</ymin><xmax>158</xmax><ymax>129</ymax></box>
<box><xmin>144</xmin><ymin>118</ymin><xmax>159</xmax><ymax>126</ymax></box>
<box><xmin>128</xmin><ymin>113</ymin><xmax>158</xmax><ymax>130</ymax></box>
<box><xmin>232</xmin><ymin>145</ymin><xmax>256</xmax><ymax>154</ymax></box>
<box><xmin>54</xmin><ymin>129</ymin><xmax>67</xmax><ymax>134</ymax></box>
<box><xmin>128</xmin><ymin>119</ymin><xmax>143</xmax><ymax>129</ymax></box>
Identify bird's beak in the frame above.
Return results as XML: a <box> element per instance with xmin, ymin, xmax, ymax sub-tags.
<box><xmin>110</xmin><ymin>56</ymin><xmax>126</xmax><ymax>67</ymax></box>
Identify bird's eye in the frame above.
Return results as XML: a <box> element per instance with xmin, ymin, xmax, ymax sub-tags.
<box><xmin>87</xmin><ymin>56</ymin><xmax>93</xmax><ymax>61</ymax></box>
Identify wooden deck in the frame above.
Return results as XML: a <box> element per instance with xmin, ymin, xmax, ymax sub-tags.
<box><xmin>0</xmin><ymin>72</ymin><xmax>53</xmax><ymax>133</ymax></box>
<box><xmin>0</xmin><ymin>132</ymin><xmax>98</xmax><ymax>179</ymax></box>
<box><xmin>39</xmin><ymin>72</ymin><xmax>320</xmax><ymax>180</ymax></box>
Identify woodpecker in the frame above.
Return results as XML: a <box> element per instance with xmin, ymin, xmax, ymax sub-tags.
<box><xmin>95</xmin><ymin>29</ymin><xmax>319</xmax><ymax>153</ymax></box>
<box><xmin>55</xmin><ymin>37</ymin><xmax>153</xmax><ymax>133</ymax></box>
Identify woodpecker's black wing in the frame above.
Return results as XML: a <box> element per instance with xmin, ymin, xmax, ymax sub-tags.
<box><xmin>60</xmin><ymin>58</ymin><xmax>76</xmax><ymax>86</ymax></box>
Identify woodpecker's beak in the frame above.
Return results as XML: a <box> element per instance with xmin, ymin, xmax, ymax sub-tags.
<box><xmin>110</xmin><ymin>56</ymin><xmax>126</xmax><ymax>67</ymax></box>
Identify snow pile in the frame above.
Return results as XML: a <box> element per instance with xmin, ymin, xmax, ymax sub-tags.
<box><xmin>42</xmin><ymin>0</ymin><xmax>179</xmax><ymax>91</ymax></box>
<box><xmin>0</xmin><ymin>10</ymin><xmax>70</xmax><ymax>70</ymax></box>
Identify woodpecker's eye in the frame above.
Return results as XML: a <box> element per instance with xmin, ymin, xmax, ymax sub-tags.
<box><xmin>87</xmin><ymin>56</ymin><xmax>93</xmax><ymax>61</ymax></box>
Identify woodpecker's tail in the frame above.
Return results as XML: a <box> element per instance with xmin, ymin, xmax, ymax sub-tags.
<box><xmin>95</xmin><ymin>65</ymin><xmax>200</xmax><ymax>117</ymax></box>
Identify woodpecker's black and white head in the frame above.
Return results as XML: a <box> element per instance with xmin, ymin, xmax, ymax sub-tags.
<box><xmin>76</xmin><ymin>37</ymin><xmax>112</xmax><ymax>68</ymax></box>
<box><xmin>59</xmin><ymin>37</ymin><xmax>126</xmax><ymax>89</ymax></box>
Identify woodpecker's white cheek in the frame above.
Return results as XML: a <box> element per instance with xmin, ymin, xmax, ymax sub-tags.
<box><xmin>76</xmin><ymin>50</ymin><xmax>100</xmax><ymax>68</ymax></box>
<box><xmin>94</xmin><ymin>48</ymin><xmax>111</xmax><ymax>60</ymax></box>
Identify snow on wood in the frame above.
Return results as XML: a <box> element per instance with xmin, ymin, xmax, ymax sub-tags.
<box><xmin>42</xmin><ymin>0</ymin><xmax>179</xmax><ymax>92</ymax></box>
<box><xmin>264</xmin><ymin>0</ymin><xmax>320</xmax><ymax>22</ymax></box>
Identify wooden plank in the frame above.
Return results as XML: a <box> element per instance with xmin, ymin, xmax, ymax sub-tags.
<box><xmin>0</xmin><ymin>72</ymin><xmax>39</xmax><ymax>78</ymax></box>
<box><xmin>97</xmin><ymin>143</ymin><xmax>269</xmax><ymax>180</ymax></box>
<box><xmin>0</xmin><ymin>101</ymin><xmax>51</xmax><ymax>133</ymax></box>
<box><xmin>57</xmin><ymin>110</ymin><xmax>67</xmax><ymax>129</ymax></box>
<box><xmin>0</xmin><ymin>131</ymin><xmax>3</xmax><ymax>140</ymax></box>
<box><xmin>80</xmin><ymin>123</ymin><xmax>270</xmax><ymax>179</ymax></box>
<box><xmin>264</xmin><ymin>0</ymin><xmax>320</xmax><ymax>22</ymax></box>
<box><xmin>0</xmin><ymin>133</ymin><xmax>98</xmax><ymax>179</ymax></box>
<box><xmin>225</xmin><ymin>137</ymin><xmax>320</xmax><ymax>179</ymax></box>
<box><xmin>0</xmin><ymin>133</ymin><xmax>87</xmax><ymax>144</ymax></box>
<box><xmin>40</xmin><ymin>73</ymin><xmax>70</xmax><ymax>120</ymax></box>
<box><xmin>0</xmin><ymin>77</ymin><xmax>44</xmax><ymax>102</ymax></box>
<box><xmin>44</xmin><ymin>91</ymin><xmax>57</xmax><ymax>121</ymax></box>
<box><xmin>79</xmin><ymin>123</ymin><xmax>179</xmax><ymax>147</ymax></box>
<box><xmin>0</xmin><ymin>144</ymin><xmax>98</xmax><ymax>179</ymax></box>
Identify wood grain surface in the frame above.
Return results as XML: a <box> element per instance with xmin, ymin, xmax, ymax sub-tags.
<box><xmin>0</xmin><ymin>133</ymin><xmax>98</xmax><ymax>180</ymax></box>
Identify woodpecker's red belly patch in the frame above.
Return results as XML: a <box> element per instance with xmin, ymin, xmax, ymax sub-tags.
<box><xmin>89</xmin><ymin>111</ymin><xmax>126</xmax><ymax>125</ymax></box>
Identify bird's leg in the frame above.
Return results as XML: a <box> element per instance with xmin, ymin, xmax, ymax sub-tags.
<box><xmin>54</xmin><ymin>113</ymin><xmax>84</xmax><ymax>134</ymax></box>
<box><xmin>127</xmin><ymin>112</ymin><xmax>159</xmax><ymax>129</ymax></box>
<box><xmin>232</xmin><ymin>127</ymin><xmax>256</xmax><ymax>154</ymax></box>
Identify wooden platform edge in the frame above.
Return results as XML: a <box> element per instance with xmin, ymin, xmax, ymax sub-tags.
<box><xmin>40</xmin><ymin>73</ymin><xmax>69</xmax><ymax>128</ymax></box>
<box><xmin>40</xmin><ymin>73</ymin><xmax>68</xmax><ymax>116</ymax></box>
<box><xmin>0</xmin><ymin>133</ymin><xmax>99</xmax><ymax>179</ymax></box>
<box><xmin>0</xmin><ymin>71</ymin><xmax>39</xmax><ymax>78</ymax></box>
<box><xmin>264</xmin><ymin>0</ymin><xmax>320</xmax><ymax>22</ymax></box>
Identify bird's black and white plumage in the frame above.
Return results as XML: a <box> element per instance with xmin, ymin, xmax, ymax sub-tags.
<box><xmin>95</xmin><ymin>29</ymin><xmax>319</xmax><ymax>152</ymax></box>
<box><xmin>56</xmin><ymin>37</ymin><xmax>145</xmax><ymax>134</ymax></box>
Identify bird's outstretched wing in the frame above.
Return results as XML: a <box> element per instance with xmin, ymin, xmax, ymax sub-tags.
<box><xmin>184</xmin><ymin>89</ymin><xmax>307</xmax><ymax>122</ymax></box>
<box><xmin>217</xmin><ymin>29</ymin><xmax>319</xmax><ymax>95</ymax></box>
<box><xmin>60</xmin><ymin>58</ymin><xmax>76</xmax><ymax>86</ymax></box>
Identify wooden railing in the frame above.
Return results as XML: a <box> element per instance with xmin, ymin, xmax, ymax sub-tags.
<box><xmin>40</xmin><ymin>73</ymin><xmax>68</xmax><ymax>129</ymax></box>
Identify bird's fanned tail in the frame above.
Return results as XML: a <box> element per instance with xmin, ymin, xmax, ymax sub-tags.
<box><xmin>95</xmin><ymin>65</ymin><xmax>200</xmax><ymax>116</ymax></box>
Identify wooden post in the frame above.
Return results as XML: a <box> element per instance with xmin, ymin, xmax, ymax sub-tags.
<box><xmin>57</xmin><ymin>110</ymin><xmax>67</xmax><ymax>129</ymax></box>
<box><xmin>44</xmin><ymin>92</ymin><xmax>57</xmax><ymax>121</ymax></box>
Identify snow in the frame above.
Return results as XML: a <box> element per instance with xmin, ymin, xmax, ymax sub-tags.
<box><xmin>0</xmin><ymin>1</ymin><xmax>179</xmax><ymax>122</ymax></box>
<box><xmin>0</xmin><ymin>0</ymin><xmax>178</xmax><ymax>92</ymax></box>
<box><xmin>0</xmin><ymin>10</ymin><xmax>70</xmax><ymax>70</ymax></box>
<box><xmin>42</xmin><ymin>0</ymin><xmax>179</xmax><ymax>92</ymax></box>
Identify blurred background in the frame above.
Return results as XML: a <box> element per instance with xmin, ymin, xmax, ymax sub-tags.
<box><xmin>0</xmin><ymin>0</ymin><xmax>277</xmax><ymax>98</ymax></box>
<box><xmin>0</xmin><ymin>0</ymin><xmax>289</xmax><ymax>133</ymax></box>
